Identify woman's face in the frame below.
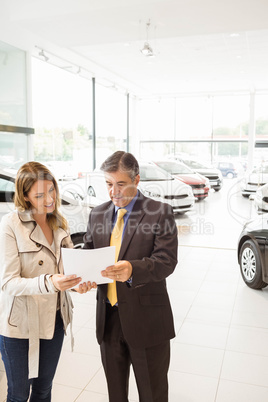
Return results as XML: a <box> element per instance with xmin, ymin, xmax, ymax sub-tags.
<box><xmin>25</xmin><ymin>180</ymin><xmax>56</xmax><ymax>215</ymax></box>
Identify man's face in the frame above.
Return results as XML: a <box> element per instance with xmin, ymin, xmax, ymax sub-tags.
<box><xmin>104</xmin><ymin>170</ymin><xmax>140</xmax><ymax>208</ymax></box>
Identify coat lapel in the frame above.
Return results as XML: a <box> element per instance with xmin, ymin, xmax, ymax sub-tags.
<box><xmin>18</xmin><ymin>210</ymin><xmax>69</xmax><ymax>263</ymax></box>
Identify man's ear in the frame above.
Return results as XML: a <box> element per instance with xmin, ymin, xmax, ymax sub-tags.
<box><xmin>135</xmin><ymin>174</ymin><xmax>140</xmax><ymax>187</ymax></box>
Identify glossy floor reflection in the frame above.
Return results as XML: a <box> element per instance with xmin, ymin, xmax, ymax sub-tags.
<box><xmin>1</xmin><ymin>178</ymin><xmax>268</xmax><ymax>401</ymax></box>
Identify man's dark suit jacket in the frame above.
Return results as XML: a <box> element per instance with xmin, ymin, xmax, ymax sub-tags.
<box><xmin>83</xmin><ymin>192</ymin><xmax>178</xmax><ymax>349</ymax></box>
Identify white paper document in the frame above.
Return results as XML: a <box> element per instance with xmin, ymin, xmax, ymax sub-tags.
<box><xmin>62</xmin><ymin>246</ymin><xmax>115</xmax><ymax>285</ymax></box>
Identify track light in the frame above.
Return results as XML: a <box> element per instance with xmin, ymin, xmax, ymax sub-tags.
<box><xmin>39</xmin><ymin>49</ymin><xmax>49</xmax><ymax>62</ymax></box>
<box><xmin>140</xmin><ymin>42</ymin><xmax>155</xmax><ymax>57</ymax></box>
<box><xmin>140</xmin><ymin>20</ymin><xmax>155</xmax><ymax>57</ymax></box>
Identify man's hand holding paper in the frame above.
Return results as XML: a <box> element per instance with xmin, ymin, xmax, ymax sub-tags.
<box><xmin>101</xmin><ymin>260</ymin><xmax>133</xmax><ymax>282</ymax></box>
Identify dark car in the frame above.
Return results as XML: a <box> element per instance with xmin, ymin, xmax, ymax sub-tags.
<box><xmin>181</xmin><ymin>159</ymin><xmax>223</xmax><ymax>191</ymax></box>
<box><xmin>216</xmin><ymin>161</ymin><xmax>243</xmax><ymax>179</ymax></box>
<box><xmin>237</xmin><ymin>214</ymin><xmax>268</xmax><ymax>289</ymax></box>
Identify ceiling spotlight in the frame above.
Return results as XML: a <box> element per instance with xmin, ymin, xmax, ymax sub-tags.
<box><xmin>140</xmin><ymin>20</ymin><xmax>155</xmax><ymax>57</ymax></box>
<box><xmin>141</xmin><ymin>42</ymin><xmax>155</xmax><ymax>57</ymax></box>
<box><xmin>39</xmin><ymin>49</ymin><xmax>49</xmax><ymax>62</ymax></box>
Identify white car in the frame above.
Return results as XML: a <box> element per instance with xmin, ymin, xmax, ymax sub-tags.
<box><xmin>241</xmin><ymin>164</ymin><xmax>268</xmax><ymax>197</ymax></box>
<box><xmin>0</xmin><ymin>168</ymin><xmax>93</xmax><ymax>247</ymax></box>
<box><xmin>82</xmin><ymin>162</ymin><xmax>195</xmax><ymax>214</ymax></box>
<box><xmin>254</xmin><ymin>183</ymin><xmax>268</xmax><ymax>213</ymax></box>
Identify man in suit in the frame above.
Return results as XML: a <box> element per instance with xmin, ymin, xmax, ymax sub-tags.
<box><xmin>83</xmin><ymin>151</ymin><xmax>178</xmax><ymax>402</ymax></box>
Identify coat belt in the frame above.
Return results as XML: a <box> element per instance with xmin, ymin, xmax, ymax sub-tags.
<box><xmin>27</xmin><ymin>296</ymin><xmax>40</xmax><ymax>379</ymax></box>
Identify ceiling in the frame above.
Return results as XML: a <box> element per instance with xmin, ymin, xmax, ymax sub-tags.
<box><xmin>3</xmin><ymin>0</ymin><xmax>268</xmax><ymax>97</ymax></box>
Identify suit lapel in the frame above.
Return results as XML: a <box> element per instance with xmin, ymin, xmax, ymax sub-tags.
<box><xmin>102</xmin><ymin>202</ymin><xmax>114</xmax><ymax>247</ymax></box>
<box><xmin>118</xmin><ymin>193</ymin><xmax>146</xmax><ymax>260</ymax></box>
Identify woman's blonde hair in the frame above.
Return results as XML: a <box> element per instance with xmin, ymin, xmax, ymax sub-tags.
<box><xmin>14</xmin><ymin>161</ymin><xmax>68</xmax><ymax>231</ymax></box>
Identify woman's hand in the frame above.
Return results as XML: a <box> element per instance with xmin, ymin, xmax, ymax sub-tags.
<box><xmin>51</xmin><ymin>274</ymin><xmax>82</xmax><ymax>291</ymax></box>
<box><xmin>74</xmin><ymin>281</ymin><xmax>97</xmax><ymax>294</ymax></box>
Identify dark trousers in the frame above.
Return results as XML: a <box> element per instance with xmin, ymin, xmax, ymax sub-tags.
<box><xmin>100</xmin><ymin>304</ymin><xmax>170</xmax><ymax>402</ymax></box>
<box><xmin>0</xmin><ymin>310</ymin><xmax>64</xmax><ymax>402</ymax></box>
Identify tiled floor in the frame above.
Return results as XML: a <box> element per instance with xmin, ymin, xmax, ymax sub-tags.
<box><xmin>1</xmin><ymin>178</ymin><xmax>268</xmax><ymax>401</ymax></box>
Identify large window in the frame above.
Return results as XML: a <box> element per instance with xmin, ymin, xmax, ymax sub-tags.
<box><xmin>32</xmin><ymin>58</ymin><xmax>92</xmax><ymax>176</ymax></box>
<box><xmin>254</xmin><ymin>94</ymin><xmax>268</xmax><ymax>164</ymax></box>
<box><xmin>95</xmin><ymin>83</ymin><xmax>128</xmax><ymax>167</ymax></box>
<box><xmin>138</xmin><ymin>94</ymin><xmax>252</xmax><ymax>165</ymax></box>
<box><xmin>0</xmin><ymin>41</ymin><xmax>27</xmax><ymax>126</ymax></box>
<box><xmin>0</xmin><ymin>41</ymin><xmax>29</xmax><ymax>169</ymax></box>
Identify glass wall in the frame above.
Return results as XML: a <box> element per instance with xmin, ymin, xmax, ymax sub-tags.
<box><xmin>174</xmin><ymin>96</ymin><xmax>213</xmax><ymax>161</ymax></box>
<box><xmin>95</xmin><ymin>83</ymin><xmax>128</xmax><ymax>167</ymax></box>
<box><xmin>0</xmin><ymin>41</ymin><xmax>27</xmax><ymax>126</ymax></box>
<box><xmin>32</xmin><ymin>57</ymin><xmax>92</xmax><ymax>178</ymax></box>
<box><xmin>254</xmin><ymin>94</ymin><xmax>268</xmax><ymax>165</ymax></box>
<box><xmin>0</xmin><ymin>41</ymin><xmax>28</xmax><ymax>169</ymax></box>
<box><xmin>139</xmin><ymin>93</ymin><xmax>252</xmax><ymax>167</ymax></box>
<box><xmin>138</xmin><ymin>98</ymin><xmax>176</xmax><ymax>159</ymax></box>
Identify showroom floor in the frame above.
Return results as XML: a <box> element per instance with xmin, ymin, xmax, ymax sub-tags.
<box><xmin>1</xmin><ymin>178</ymin><xmax>268</xmax><ymax>401</ymax></box>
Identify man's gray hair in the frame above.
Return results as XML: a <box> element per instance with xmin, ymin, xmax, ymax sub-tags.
<box><xmin>100</xmin><ymin>151</ymin><xmax>139</xmax><ymax>181</ymax></box>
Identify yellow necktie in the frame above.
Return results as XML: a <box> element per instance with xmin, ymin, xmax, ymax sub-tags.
<box><xmin>107</xmin><ymin>208</ymin><xmax>127</xmax><ymax>306</ymax></box>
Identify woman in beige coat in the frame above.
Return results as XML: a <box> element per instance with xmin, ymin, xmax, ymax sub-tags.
<box><xmin>0</xmin><ymin>161</ymin><xmax>94</xmax><ymax>402</ymax></box>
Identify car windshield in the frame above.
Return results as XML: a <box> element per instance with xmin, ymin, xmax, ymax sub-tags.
<box><xmin>156</xmin><ymin>161</ymin><xmax>193</xmax><ymax>174</ymax></box>
<box><xmin>140</xmin><ymin>165</ymin><xmax>173</xmax><ymax>181</ymax></box>
<box><xmin>64</xmin><ymin>190</ymin><xmax>84</xmax><ymax>201</ymax></box>
<box><xmin>0</xmin><ymin>175</ymin><xmax>15</xmax><ymax>192</ymax></box>
<box><xmin>184</xmin><ymin>160</ymin><xmax>209</xmax><ymax>169</ymax></box>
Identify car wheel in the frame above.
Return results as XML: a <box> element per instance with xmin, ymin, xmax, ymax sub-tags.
<box><xmin>226</xmin><ymin>172</ymin><xmax>234</xmax><ymax>179</ymax></box>
<box><xmin>239</xmin><ymin>240</ymin><xmax>267</xmax><ymax>289</ymax></box>
<box><xmin>71</xmin><ymin>233</ymin><xmax>85</xmax><ymax>249</ymax></box>
<box><xmin>242</xmin><ymin>193</ymin><xmax>250</xmax><ymax>198</ymax></box>
<box><xmin>87</xmin><ymin>186</ymin><xmax>96</xmax><ymax>197</ymax></box>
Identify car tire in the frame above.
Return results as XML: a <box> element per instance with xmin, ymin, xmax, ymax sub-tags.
<box><xmin>71</xmin><ymin>233</ymin><xmax>85</xmax><ymax>249</ymax></box>
<box><xmin>239</xmin><ymin>240</ymin><xmax>267</xmax><ymax>289</ymax></box>
<box><xmin>87</xmin><ymin>186</ymin><xmax>96</xmax><ymax>197</ymax></box>
<box><xmin>226</xmin><ymin>172</ymin><xmax>234</xmax><ymax>179</ymax></box>
<box><xmin>242</xmin><ymin>193</ymin><xmax>250</xmax><ymax>198</ymax></box>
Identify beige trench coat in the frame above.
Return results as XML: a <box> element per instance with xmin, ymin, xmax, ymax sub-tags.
<box><xmin>0</xmin><ymin>210</ymin><xmax>74</xmax><ymax>378</ymax></box>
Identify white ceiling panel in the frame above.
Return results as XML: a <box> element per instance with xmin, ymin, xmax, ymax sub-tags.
<box><xmin>3</xmin><ymin>0</ymin><xmax>268</xmax><ymax>96</ymax></box>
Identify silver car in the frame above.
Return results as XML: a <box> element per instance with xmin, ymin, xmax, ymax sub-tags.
<box><xmin>241</xmin><ymin>164</ymin><xmax>268</xmax><ymax>197</ymax></box>
<box><xmin>0</xmin><ymin>168</ymin><xmax>92</xmax><ymax>247</ymax></box>
<box><xmin>82</xmin><ymin>162</ymin><xmax>195</xmax><ymax>215</ymax></box>
<box><xmin>254</xmin><ymin>183</ymin><xmax>268</xmax><ymax>213</ymax></box>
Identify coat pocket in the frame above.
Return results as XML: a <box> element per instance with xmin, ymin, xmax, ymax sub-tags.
<box><xmin>8</xmin><ymin>296</ymin><xmax>27</xmax><ymax>327</ymax></box>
